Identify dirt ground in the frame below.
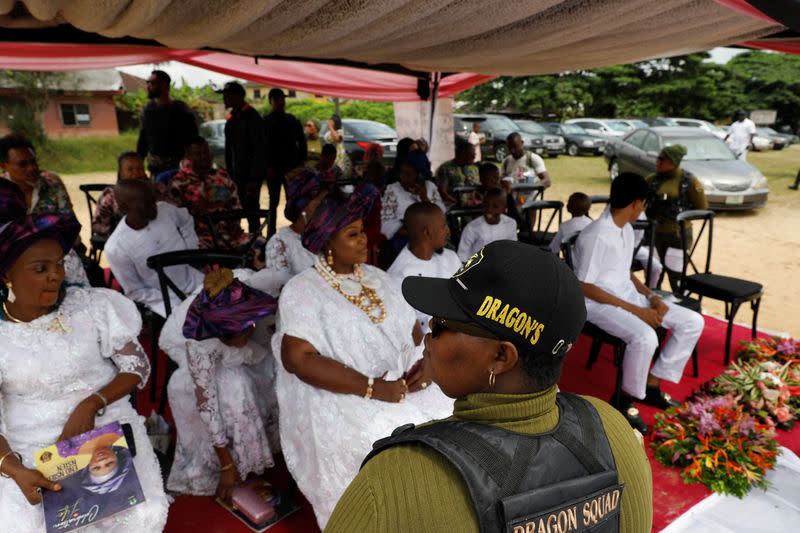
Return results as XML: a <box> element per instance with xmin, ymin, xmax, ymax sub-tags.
<box><xmin>62</xmin><ymin>147</ymin><xmax>798</xmax><ymax>336</ymax></box>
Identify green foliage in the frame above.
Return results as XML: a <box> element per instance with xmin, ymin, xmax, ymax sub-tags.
<box><xmin>458</xmin><ymin>51</ymin><xmax>800</xmax><ymax>126</ymax></box>
<box><xmin>114</xmin><ymin>83</ymin><xmax>223</xmax><ymax>125</ymax></box>
<box><xmin>0</xmin><ymin>70</ymin><xmax>67</xmax><ymax>142</ymax></box>
<box><xmin>36</xmin><ymin>132</ymin><xmax>138</xmax><ymax>174</ymax></box>
<box><xmin>262</xmin><ymin>99</ymin><xmax>395</xmax><ymax>127</ymax></box>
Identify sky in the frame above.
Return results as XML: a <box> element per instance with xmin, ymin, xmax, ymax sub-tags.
<box><xmin>116</xmin><ymin>47</ymin><xmax>750</xmax><ymax>88</ymax></box>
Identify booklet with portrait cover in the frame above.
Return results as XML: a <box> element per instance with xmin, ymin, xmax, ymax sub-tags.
<box><xmin>33</xmin><ymin>421</ymin><xmax>145</xmax><ymax>533</ymax></box>
<box><xmin>215</xmin><ymin>476</ymin><xmax>300</xmax><ymax>532</ymax></box>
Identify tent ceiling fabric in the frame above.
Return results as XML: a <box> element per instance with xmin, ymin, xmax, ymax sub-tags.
<box><xmin>0</xmin><ymin>0</ymin><xmax>781</xmax><ymax>76</ymax></box>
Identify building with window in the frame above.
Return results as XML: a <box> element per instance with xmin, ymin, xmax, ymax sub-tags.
<box><xmin>244</xmin><ymin>82</ymin><xmax>327</xmax><ymax>105</ymax></box>
<box><xmin>0</xmin><ymin>69</ymin><xmax>123</xmax><ymax>138</ymax></box>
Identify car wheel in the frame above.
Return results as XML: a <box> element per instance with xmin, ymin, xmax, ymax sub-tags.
<box><xmin>567</xmin><ymin>143</ymin><xmax>579</xmax><ymax>156</ymax></box>
<box><xmin>494</xmin><ymin>143</ymin><xmax>508</xmax><ymax>161</ymax></box>
<box><xmin>609</xmin><ymin>159</ymin><xmax>620</xmax><ymax>180</ymax></box>
<box><xmin>549</xmin><ymin>152</ymin><xmax>558</xmax><ymax>159</ymax></box>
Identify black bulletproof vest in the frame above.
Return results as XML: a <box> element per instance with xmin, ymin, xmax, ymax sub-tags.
<box><xmin>363</xmin><ymin>393</ymin><xmax>623</xmax><ymax>533</ymax></box>
<box><xmin>646</xmin><ymin>170</ymin><xmax>693</xmax><ymax>223</ymax></box>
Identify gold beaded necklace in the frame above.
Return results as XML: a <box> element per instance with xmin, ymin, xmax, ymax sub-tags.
<box><xmin>315</xmin><ymin>259</ymin><xmax>386</xmax><ymax>324</ymax></box>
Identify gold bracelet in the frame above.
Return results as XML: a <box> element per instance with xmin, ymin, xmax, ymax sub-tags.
<box><xmin>92</xmin><ymin>392</ymin><xmax>108</xmax><ymax>416</ymax></box>
<box><xmin>220</xmin><ymin>463</ymin><xmax>235</xmax><ymax>472</ymax></box>
<box><xmin>0</xmin><ymin>450</ymin><xmax>22</xmax><ymax>478</ymax></box>
<box><xmin>364</xmin><ymin>377</ymin><xmax>374</xmax><ymax>400</ymax></box>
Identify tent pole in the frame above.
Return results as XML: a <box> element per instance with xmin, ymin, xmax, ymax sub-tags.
<box><xmin>428</xmin><ymin>72</ymin><xmax>441</xmax><ymax>149</ymax></box>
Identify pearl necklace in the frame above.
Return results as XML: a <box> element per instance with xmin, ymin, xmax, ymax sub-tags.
<box><xmin>315</xmin><ymin>258</ymin><xmax>386</xmax><ymax>324</ymax></box>
<box><xmin>2</xmin><ymin>301</ymin><xmax>71</xmax><ymax>334</ymax></box>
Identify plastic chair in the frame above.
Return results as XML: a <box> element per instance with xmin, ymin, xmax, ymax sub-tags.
<box><xmin>519</xmin><ymin>200</ymin><xmax>563</xmax><ymax>248</ymax></box>
<box><xmin>676</xmin><ymin>210</ymin><xmax>763</xmax><ymax>365</ymax></box>
<box><xmin>79</xmin><ymin>183</ymin><xmax>114</xmax><ymax>262</ymax></box>
<box><xmin>202</xmin><ymin>209</ymin><xmax>270</xmax><ymax>264</ymax></box>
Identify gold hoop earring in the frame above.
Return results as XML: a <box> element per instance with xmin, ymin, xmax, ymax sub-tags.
<box><xmin>488</xmin><ymin>368</ymin><xmax>496</xmax><ymax>389</ymax></box>
<box><xmin>326</xmin><ymin>248</ymin><xmax>334</xmax><ymax>267</ymax></box>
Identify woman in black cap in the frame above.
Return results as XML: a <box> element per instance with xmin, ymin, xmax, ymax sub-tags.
<box><xmin>327</xmin><ymin>241</ymin><xmax>653</xmax><ymax>533</ymax></box>
<box><xmin>271</xmin><ymin>184</ymin><xmax>452</xmax><ymax>528</ymax></box>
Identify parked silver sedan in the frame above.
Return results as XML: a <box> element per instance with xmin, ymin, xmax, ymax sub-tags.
<box><xmin>603</xmin><ymin>127</ymin><xmax>769</xmax><ymax>210</ymax></box>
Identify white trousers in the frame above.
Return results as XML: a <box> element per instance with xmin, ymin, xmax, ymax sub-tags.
<box><xmin>585</xmin><ymin>293</ymin><xmax>704</xmax><ymax>399</ymax></box>
<box><xmin>634</xmin><ymin>246</ymin><xmax>663</xmax><ymax>288</ymax></box>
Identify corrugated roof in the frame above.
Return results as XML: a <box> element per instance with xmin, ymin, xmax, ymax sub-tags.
<box><xmin>0</xmin><ymin>68</ymin><xmax>123</xmax><ymax>91</ymax></box>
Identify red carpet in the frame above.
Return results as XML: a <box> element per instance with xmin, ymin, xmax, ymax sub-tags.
<box><xmin>137</xmin><ymin>315</ymin><xmax>797</xmax><ymax>533</ymax></box>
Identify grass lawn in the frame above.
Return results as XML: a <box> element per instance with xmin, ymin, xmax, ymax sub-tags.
<box><xmin>37</xmin><ymin>132</ymin><xmax>139</xmax><ymax>175</ymax></box>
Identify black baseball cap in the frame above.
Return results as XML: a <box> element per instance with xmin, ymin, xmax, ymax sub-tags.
<box><xmin>402</xmin><ymin>240</ymin><xmax>586</xmax><ymax>358</ymax></box>
<box><xmin>216</xmin><ymin>81</ymin><xmax>245</xmax><ymax>96</ymax></box>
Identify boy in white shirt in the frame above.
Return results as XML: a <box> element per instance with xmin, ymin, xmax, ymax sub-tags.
<box><xmin>105</xmin><ymin>179</ymin><xmax>203</xmax><ymax>317</ymax></box>
<box><xmin>549</xmin><ymin>192</ymin><xmax>592</xmax><ymax>255</ymax></box>
<box><xmin>457</xmin><ymin>188</ymin><xmax>517</xmax><ymax>262</ymax></box>
<box><xmin>501</xmin><ymin>132</ymin><xmax>551</xmax><ymax>187</ymax></box>
<box><xmin>573</xmin><ymin>173</ymin><xmax>704</xmax><ymax>434</ymax></box>
<box><xmin>387</xmin><ymin>202</ymin><xmax>462</xmax><ymax>332</ymax></box>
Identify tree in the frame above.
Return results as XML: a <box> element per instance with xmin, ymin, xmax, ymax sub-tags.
<box><xmin>0</xmin><ymin>70</ymin><xmax>67</xmax><ymax>142</ymax></box>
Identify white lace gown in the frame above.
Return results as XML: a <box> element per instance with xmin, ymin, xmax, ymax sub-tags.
<box><xmin>158</xmin><ymin>271</ymin><xmax>280</xmax><ymax>496</ymax></box>
<box><xmin>262</xmin><ymin>226</ymin><xmax>316</xmax><ymax>292</ymax></box>
<box><xmin>0</xmin><ymin>288</ymin><xmax>169</xmax><ymax>532</ymax></box>
<box><xmin>272</xmin><ymin>265</ymin><xmax>454</xmax><ymax>528</ymax></box>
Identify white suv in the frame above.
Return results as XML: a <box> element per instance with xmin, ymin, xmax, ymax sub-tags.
<box><xmin>565</xmin><ymin>118</ymin><xmax>627</xmax><ymax>138</ymax></box>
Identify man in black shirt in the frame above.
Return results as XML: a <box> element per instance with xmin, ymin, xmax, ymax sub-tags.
<box><xmin>219</xmin><ymin>81</ymin><xmax>267</xmax><ymax>232</ymax></box>
<box><xmin>136</xmin><ymin>70</ymin><xmax>199</xmax><ymax>178</ymax></box>
<box><xmin>263</xmin><ymin>88</ymin><xmax>306</xmax><ymax>236</ymax></box>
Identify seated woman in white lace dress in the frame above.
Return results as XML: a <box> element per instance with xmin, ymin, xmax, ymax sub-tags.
<box><xmin>0</xmin><ymin>211</ymin><xmax>168</xmax><ymax>532</ymax></box>
<box><xmin>272</xmin><ymin>183</ymin><xmax>453</xmax><ymax>528</ymax></box>
<box><xmin>158</xmin><ymin>268</ymin><xmax>280</xmax><ymax>503</ymax></box>
<box><xmin>261</xmin><ymin>168</ymin><xmax>332</xmax><ymax>293</ymax></box>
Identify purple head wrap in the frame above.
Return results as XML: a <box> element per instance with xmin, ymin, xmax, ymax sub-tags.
<box><xmin>284</xmin><ymin>168</ymin><xmax>336</xmax><ymax>223</ymax></box>
<box><xmin>182</xmin><ymin>270</ymin><xmax>278</xmax><ymax>341</ymax></box>
<box><xmin>398</xmin><ymin>149</ymin><xmax>432</xmax><ymax>179</ymax></box>
<box><xmin>301</xmin><ymin>183</ymin><xmax>379</xmax><ymax>255</ymax></box>
<box><xmin>0</xmin><ymin>179</ymin><xmax>81</xmax><ymax>277</ymax></box>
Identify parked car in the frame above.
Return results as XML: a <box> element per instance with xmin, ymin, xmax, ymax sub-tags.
<box><xmin>541</xmin><ymin>122</ymin><xmax>607</xmax><ymax>156</ymax></box>
<box><xmin>614</xmin><ymin>119</ymin><xmax>649</xmax><ymax>131</ymax></box>
<box><xmin>764</xmin><ymin>126</ymin><xmax>798</xmax><ymax>145</ymax></box>
<box><xmin>564</xmin><ymin>118</ymin><xmax>627</xmax><ymax>138</ymax></box>
<box><xmin>668</xmin><ymin>118</ymin><xmax>727</xmax><ymax>139</ymax></box>
<box><xmin>720</xmin><ymin>125</ymin><xmax>772</xmax><ymax>152</ymax></box>
<box><xmin>199</xmin><ymin>119</ymin><xmax>226</xmax><ymax>168</ymax></box>
<box><xmin>319</xmin><ymin>118</ymin><xmax>398</xmax><ymax>166</ymax></box>
<box><xmin>513</xmin><ymin>119</ymin><xmax>565</xmax><ymax>157</ymax></box>
<box><xmin>756</xmin><ymin>128</ymin><xmax>788</xmax><ymax>150</ymax></box>
<box><xmin>603</xmin><ymin>127</ymin><xmax>769</xmax><ymax>210</ymax></box>
<box><xmin>454</xmin><ymin>113</ymin><xmax>546</xmax><ymax>161</ymax></box>
<box><xmin>639</xmin><ymin>117</ymin><xmax>679</xmax><ymax>127</ymax></box>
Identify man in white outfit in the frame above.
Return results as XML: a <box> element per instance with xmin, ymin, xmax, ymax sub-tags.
<box><xmin>725</xmin><ymin>110</ymin><xmax>756</xmax><ymax>161</ymax></box>
<box><xmin>574</xmin><ymin>173</ymin><xmax>704</xmax><ymax>434</ymax></box>
<box><xmin>387</xmin><ymin>202</ymin><xmax>462</xmax><ymax>333</ymax></box>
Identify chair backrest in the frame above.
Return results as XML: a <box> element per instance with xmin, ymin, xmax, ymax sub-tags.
<box><xmin>522</xmin><ymin>200</ymin><xmax>563</xmax><ymax>237</ymax></box>
<box><xmin>512</xmin><ymin>183</ymin><xmax>545</xmax><ymax>202</ymax></box>
<box><xmin>587</xmin><ymin>194</ymin><xmax>610</xmax><ymax>220</ymax></box>
<box><xmin>676</xmin><ymin>209</ymin><xmax>714</xmax><ymax>288</ymax></box>
<box><xmin>446</xmin><ymin>207</ymin><xmax>483</xmax><ymax>246</ymax></box>
<box><xmin>630</xmin><ymin>219</ymin><xmax>655</xmax><ymax>285</ymax></box>
<box><xmin>79</xmin><ymin>183</ymin><xmax>114</xmax><ymax>223</ymax></box>
<box><xmin>202</xmin><ymin>209</ymin><xmax>270</xmax><ymax>253</ymax></box>
<box><xmin>561</xmin><ymin>231</ymin><xmax>581</xmax><ymax>270</ymax></box>
<box><xmin>146</xmin><ymin>250</ymin><xmax>246</xmax><ymax>316</ymax></box>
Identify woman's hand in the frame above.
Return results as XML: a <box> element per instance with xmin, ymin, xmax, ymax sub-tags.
<box><xmin>216</xmin><ymin>466</ymin><xmax>241</xmax><ymax>504</ymax></box>
<box><xmin>372</xmin><ymin>378</ymin><xmax>409</xmax><ymax>403</ymax></box>
<box><xmin>12</xmin><ymin>468</ymin><xmax>62</xmax><ymax>505</ymax></box>
<box><xmin>57</xmin><ymin>400</ymin><xmax>98</xmax><ymax>442</ymax></box>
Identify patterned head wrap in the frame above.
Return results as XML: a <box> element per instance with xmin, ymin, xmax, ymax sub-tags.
<box><xmin>398</xmin><ymin>150</ymin><xmax>431</xmax><ymax>178</ymax></box>
<box><xmin>182</xmin><ymin>268</ymin><xmax>278</xmax><ymax>341</ymax></box>
<box><xmin>301</xmin><ymin>183</ymin><xmax>379</xmax><ymax>255</ymax></box>
<box><xmin>284</xmin><ymin>168</ymin><xmax>336</xmax><ymax>223</ymax></box>
<box><xmin>0</xmin><ymin>179</ymin><xmax>81</xmax><ymax>277</ymax></box>
<box><xmin>659</xmin><ymin>144</ymin><xmax>688</xmax><ymax>166</ymax></box>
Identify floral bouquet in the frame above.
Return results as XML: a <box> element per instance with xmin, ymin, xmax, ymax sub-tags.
<box><xmin>651</xmin><ymin>395</ymin><xmax>780</xmax><ymax>498</ymax></box>
<box><xmin>708</xmin><ymin>360</ymin><xmax>800</xmax><ymax>428</ymax></box>
<box><xmin>737</xmin><ymin>337</ymin><xmax>799</xmax><ymax>368</ymax></box>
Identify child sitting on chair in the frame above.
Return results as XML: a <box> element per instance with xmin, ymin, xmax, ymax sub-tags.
<box><xmin>549</xmin><ymin>192</ymin><xmax>593</xmax><ymax>254</ymax></box>
<box><xmin>457</xmin><ymin>187</ymin><xmax>517</xmax><ymax>262</ymax></box>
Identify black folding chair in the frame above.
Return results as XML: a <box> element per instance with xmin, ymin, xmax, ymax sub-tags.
<box><xmin>631</xmin><ymin>219</ymin><xmax>655</xmax><ymax>283</ymax></box>
<box><xmin>676</xmin><ymin>210</ymin><xmax>763</xmax><ymax>365</ymax></box>
<box><xmin>79</xmin><ymin>183</ymin><xmax>114</xmax><ymax>262</ymax></box>
<box><xmin>446</xmin><ymin>206</ymin><xmax>483</xmax><ymax>247</ymax></box>
<box><xmin>144</xmin><ymin>250</ymin><xmax>246</xmax><ymax>412</ymax></box>
<box><xmin>519</xmin><ymin>200</ymin><xmax>563</xmax><ymax>248</ymax></box>
<box><xmin>203</xmin><ymin>209</ymin><xmax>270</xmax><ymax>266</ymax></box>
<box><xmin>452</xmin><ymin>185</ymin><xmax>479</xmax><ymax>208</ymax></box>
<box><xmin>588</xmin><ymin>194</ymin><xmax>610</xmax><ymax>221</ymax></box>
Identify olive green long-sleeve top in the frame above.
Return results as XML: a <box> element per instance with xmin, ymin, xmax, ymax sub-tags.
<box><xmin>325</xmin><ymin>387</ymin><xmax>652</xmax><ymax>533</ymax></box>
<box><xmin>645</xmin><ymin>169</ymin><xmax>708</xmax><ymax>236</ymax></box>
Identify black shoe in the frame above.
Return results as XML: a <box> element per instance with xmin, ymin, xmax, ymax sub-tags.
<box><xmin>789</xmin><ymin>184</ymin><xmax>799</xmax><ymax>191</ymax></box>
<box><xmin>611</xmin><ymin>394</ymin><xmax>648</xmax><ymax>435</ymax></box>
<box><xmin>641</xmin><ymin>386</ymin><xmax>680</xmax><ymax>410</ymax></box>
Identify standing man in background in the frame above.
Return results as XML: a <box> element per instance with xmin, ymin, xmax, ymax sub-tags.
<box><xmin>725</xmin><ymin>110</ymin><xmax>756</xmax><ymax>161</ymax></box>
<box><xmin>137</xmin><ymin>70</ymin><xmax>199</xmax><ymax>177</ymax></box>
<box><xmin>220</xmin><ymin>81</ymin><xmax>266</xmax><ymax>233</ymax></box>
<box><xmin>263</xmin><ymin>88</ymin><xmax>306</xmax><ymax>237</ymax></box>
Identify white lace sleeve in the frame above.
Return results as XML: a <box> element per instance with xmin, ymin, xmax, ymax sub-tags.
<box><xmin>89</xmin><ymin>288</ymin><xmax>150</xmax><ymax>388</ymax></box>
<box><xmin>64</xmin><ymin>249</ymin><xmax>90</xmax><ymax>287</ymax></box>
<box><xmin>186</xmin><ymin>340</ymin><xmax>227</xmax><ymax>447</ymax></box>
